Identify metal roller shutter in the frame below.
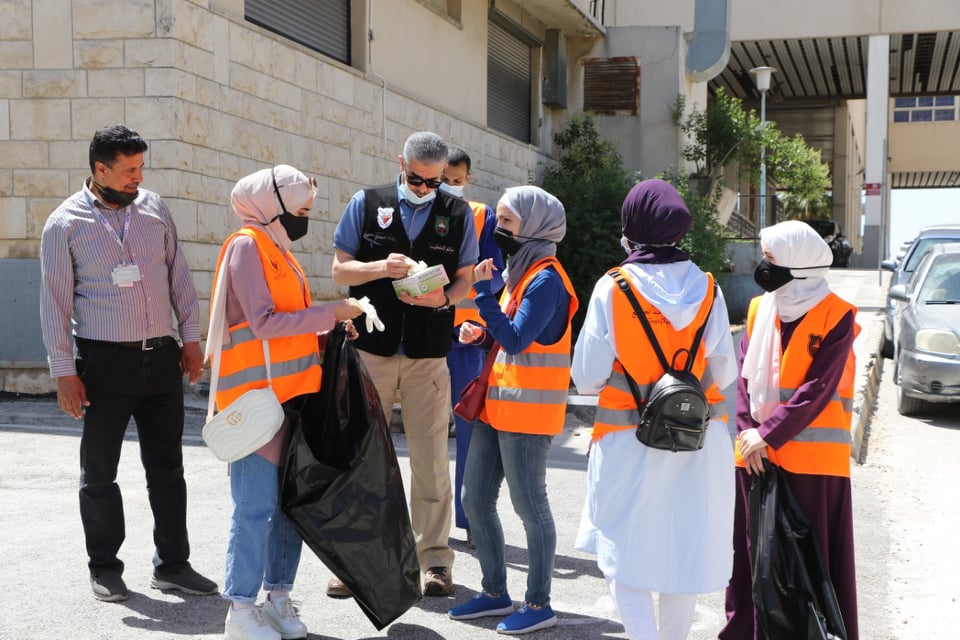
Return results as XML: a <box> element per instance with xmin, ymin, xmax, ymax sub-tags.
<box><xmin>246</xmin><ymin>0</ymin><xmax>350</xmax><ymax>65</ymax></box>
<box><xmin>487</xmin><ymin>19</ymin><xmax>531</xmax><ymax>143</ymax></box>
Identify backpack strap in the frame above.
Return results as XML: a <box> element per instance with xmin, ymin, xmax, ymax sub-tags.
<box><xmin>610</xmin><ymin>269</ymin><xmax>671</xmax><ymax>372</ymax></box>
<box><xmin>608</xmin><ymin>268</ymin><xmax>717</xmax><ymax>374</ymax></box>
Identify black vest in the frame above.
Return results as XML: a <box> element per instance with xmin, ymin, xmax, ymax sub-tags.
<box><xmin>351</xmin><ymin>185</ymin><xmax>467</xmax><ymax>358</ymax></box>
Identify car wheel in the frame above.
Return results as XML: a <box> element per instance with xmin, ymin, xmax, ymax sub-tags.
<box><xmin>880</xmin><ymin>334</ymin><xmax>894</xmax><ymax>359</ymax></box>
<box><xmin>896</xmin><ymin>384</ymin><xmax>926</xmax><ymax>416</ymax></box>
<box><xmin>895</xmin><ymin>350</ymin><xmax>926</xmax><ymax>416</ymax></box>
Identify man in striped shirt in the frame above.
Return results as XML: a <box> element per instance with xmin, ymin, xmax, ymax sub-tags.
<box><xmin>39</xmin><ymin>124</ymin><xmax>217</xmax><ymax>603</ymax></box>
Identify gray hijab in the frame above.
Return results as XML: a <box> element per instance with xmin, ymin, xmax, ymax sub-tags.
<box><xmin>498</xmin><ymin>185</ymin><xmax>567</xmax><ymax>291</ymax></box>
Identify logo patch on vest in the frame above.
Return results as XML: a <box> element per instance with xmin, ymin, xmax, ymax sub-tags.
<box><xmin>434</xmin><ymin>216</ymin><xmax>450</xmax><ymax>237</ymax></box>
<box><xmin>377</xmin><ymin>207</ymin><xmax>394</xmax><ymax>229</ymax></box>
<box><xmin>807</xmin><ymin>333</ymin><xmax>823</xmax><ymax>356</ymax></box>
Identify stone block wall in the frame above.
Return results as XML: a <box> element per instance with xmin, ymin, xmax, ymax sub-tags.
<box><xmin>0</xmin><ymin>0</ymin><xmax>548</xmax><ymax>392</ymax></box>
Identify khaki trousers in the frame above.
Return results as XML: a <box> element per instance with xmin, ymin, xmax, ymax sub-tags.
<box><xmin>358</xmin><ymin>350</ymin><xmax>454</xmax><ymax>572</ymax></box>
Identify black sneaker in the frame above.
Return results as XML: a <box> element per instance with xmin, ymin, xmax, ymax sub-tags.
<box><xmin>90</xmin><ymin>571</ymin><xmax>129</xmax><ymax>602</ymax></box>
<box><xmin>151</xmin><ymin>563</ymin><xmax>218</xmax><ymax>595</ymax></box>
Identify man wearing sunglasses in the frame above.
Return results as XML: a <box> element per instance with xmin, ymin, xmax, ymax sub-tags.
<box><xmin>332</xmin><ymin>131</ymin><xmax>479</xmax><ymax>598</ymax></box>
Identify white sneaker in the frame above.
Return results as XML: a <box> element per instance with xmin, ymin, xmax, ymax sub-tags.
<box><xmin>224</xmin><ymin>605</ymin><xmax>281</xmax><ymax>640</ymax></box>
<box><xmin>261</xmin><ymin>595</ymin><xmax>308</xmax><ymax>640</ymax></box>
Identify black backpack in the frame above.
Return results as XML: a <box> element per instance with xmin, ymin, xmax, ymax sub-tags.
<box><xmin>610</xmin><ymin>270</ymin><xmax>715</xmax><ymax>453</ymax></box>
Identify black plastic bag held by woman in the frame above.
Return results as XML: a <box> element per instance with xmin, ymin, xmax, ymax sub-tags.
<box><xmin>750</xmin><ymin>460</ymin><xmax>847</xmax><ymax>640</ymax></box>
<box><xmin>281</xmin><ymin>324</ymin><xmax>421</xmax><ymax>630</ymax></box>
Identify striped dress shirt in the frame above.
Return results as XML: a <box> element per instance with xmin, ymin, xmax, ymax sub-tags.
<box><xmin>39</xmin><ymin>180</ymin><xmax>200</xmax><ymax>378</ymax></box>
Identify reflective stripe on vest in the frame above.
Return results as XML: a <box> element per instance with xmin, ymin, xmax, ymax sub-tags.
<box><xmin>481</xmin><ymin>257</ymin><xmax>578</xmax><ymax>435</ymax></box>
<box><xmin>592</xmin><ymin>269</ymin><xmax>724</xmax><ymax>441</ymax></box>
<box><xmin>454</xmin><ymin>201</ymin><xmax>490</xmax><ymax>327</ymax></box>
<box><xmin>213</xmin><ymin>227</ymin><xmax>322</xmax><ymax>410</ymax></box>
<box><xmin>735</xmin><ymin>293</ymin><xmax>860</xmax><ymax>477</ymax></box>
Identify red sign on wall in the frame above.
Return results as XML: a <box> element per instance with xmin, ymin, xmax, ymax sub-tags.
<box><xmin>864</xmin><ymin>182</ymin><xmax>882</xmax><ymax>196</ymax></box>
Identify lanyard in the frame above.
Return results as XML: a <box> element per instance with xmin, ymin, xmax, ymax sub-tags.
<box><xmin>96</xmin><ymin>208</ymin><xmax>132</xmax><ymax>260</ymax></box>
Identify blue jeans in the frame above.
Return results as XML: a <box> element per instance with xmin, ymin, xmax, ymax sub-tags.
<box><xmin>223</xmin><ymin>453</ymin><xmax>303</xmax><ymax>603</ymax></box>
<box><xmin>461</xmin><ymin>421</ymin><xmax>555</xmax><ymax>606</ymax></box>
<box><xmin>447</xmin><ymin>340</ymin><xmax>485</xmax><ymax>531</ymax></box>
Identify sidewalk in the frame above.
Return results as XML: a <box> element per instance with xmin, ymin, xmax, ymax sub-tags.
<box><xmin>0</xmin><ymin>269</ymin><xmax>889</xmax><ymax>640</ymax></box>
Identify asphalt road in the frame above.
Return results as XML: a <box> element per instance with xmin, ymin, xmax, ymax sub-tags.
<box><xmin>3</xmin><ymin>268</ymin><xmax>947</xmax><ymax>640</ymax></box>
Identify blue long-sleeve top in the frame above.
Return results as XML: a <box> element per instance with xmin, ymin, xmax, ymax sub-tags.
<box><xmin>473</xmin><ymin>267</ymin><xmax>570</xmax><ymax>355</ymax></box>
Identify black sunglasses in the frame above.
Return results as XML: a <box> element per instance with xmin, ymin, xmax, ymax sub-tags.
<box><xmin>405</xmin><ymin>172</ymin><xmax>443</xmax><ymax>189</ymax></box>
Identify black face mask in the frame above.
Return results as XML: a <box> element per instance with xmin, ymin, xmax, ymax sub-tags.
<box><xmin>93</xmin><ymin>181</ymin><xmax>138</xmax><ymax>207</ymax></box>
<box><xmin>493</xmin><ymin>227</ymin><xmax>523</xmax><ymax>257</ymax></box>
<box><xmin>754</xmin><ymin>259</ymin><xmax>794</xmax><ymax>292</ymax></box>
<box><xmin>267</xmin><ymin>166</ymin><xmax>309</xmax><ymax>242</ymax></box>
<box><xmin>278</xmin><ymin>211</ymin><xmax>309</xmax><ymax>242</ymax></box>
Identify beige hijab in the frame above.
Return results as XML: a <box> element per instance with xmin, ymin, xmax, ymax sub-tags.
<box><xmin>230</xmin><ymin>165</ymin><xmax>317</xmax><ymax>252</ymax></box>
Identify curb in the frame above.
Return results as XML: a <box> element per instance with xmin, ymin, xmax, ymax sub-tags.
<box><xmin>852</xmin><ymin>333</ymin><xmax>885</xmax><ymax>464</ymax></box>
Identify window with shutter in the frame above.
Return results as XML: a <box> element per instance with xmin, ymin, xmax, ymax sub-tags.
<box><xmin>246</xmin><ymin>0</ymin><xmax>350</xmax><ymax>65</ymax></box>
<box><xmin>487</xmin><ymin>18</ymin><xmax>532</xmax><ymax>143</ymax></box>
<box><xmin>583</xmin><ymin>57</ymin><xmax>639</xmax><ymax>115</ymax></box>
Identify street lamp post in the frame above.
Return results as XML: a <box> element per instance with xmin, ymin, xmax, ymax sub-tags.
<box><xmin>749</xmin><ymin>66</ymin><xmax>776</xmax><ymax>231</ymax></box>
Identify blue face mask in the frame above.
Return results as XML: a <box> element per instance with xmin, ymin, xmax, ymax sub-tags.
<box><xmin>438</xmin><ymin>183</ymin><xmax>464</xmax><ymax>198</ymax></box>
<box><xmin>400</xmin><ymin>180</ymin><xmax>436</xmax><ymax>206</ymax></box>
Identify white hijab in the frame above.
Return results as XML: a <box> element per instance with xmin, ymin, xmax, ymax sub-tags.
<box><xmin>741</xmin><ymin>220</ymin><xmax>834</xmax><ymax>422</ymax></box>
<box><xmin>230</xmin><ymin>165</ymin><xmax>317</xmax><ymax>252</ymax></box>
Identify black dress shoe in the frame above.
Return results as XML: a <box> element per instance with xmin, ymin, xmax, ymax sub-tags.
<box><xmin>90</xmin><ymin>571</ymin><xmax>129</xmax><ymax>602</ymax></box>
<box><xmin>151</xmin><ymin>563</ymin><xmax>218</xmax><ymax>595</ymax></box>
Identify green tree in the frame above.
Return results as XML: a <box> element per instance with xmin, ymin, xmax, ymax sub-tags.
<box><xmin>671</xmin><ymin>88</ymin><xmax>831</xmax><ymax>205</ymax></box>
<box><xmin>767</xmin><ymin>133</ymin><xmax>832</xmax><ymax>209</ymax></box>
<box><xmin>671</xmin><ymin>88</ymin><xmax>764</xmax><ymax>182</ymax></box>
<box><xmin>540</xmin><ymin>114</ymin><xmax>633</xmax><ymax>331</ymax></box>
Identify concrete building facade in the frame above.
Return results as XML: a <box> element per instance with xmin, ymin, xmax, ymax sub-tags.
<box><xmin>2</xmin><ymin>0</ymin><xmax>959</xmax><ymax>392</ymax></box>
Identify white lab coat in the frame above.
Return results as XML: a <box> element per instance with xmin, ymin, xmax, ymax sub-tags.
<box><xmin>572</xmin><ymin>260</ymin><xmax>739</xmax><ymax>594</ymax></box>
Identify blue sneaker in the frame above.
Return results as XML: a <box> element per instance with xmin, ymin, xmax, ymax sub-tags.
<box><xmin>496</xmin><ymin>603</ymin><xmax>557</xmax><ymax>635</ymax></box>
<box><xmin>448</xmin><ymin>592</ymin><xmax>515</xmax><ymax>620</ymax></box>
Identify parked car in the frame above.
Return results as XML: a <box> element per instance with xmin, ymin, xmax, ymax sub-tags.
<box><xmin>880</xmin><ymin>224</ymin><xmax>960</xmax><ymax>358</ymax></box>
<box><xmin>888</xmin><ymin>243</ymin><xmax>960</xmax><ymax>415</ymax></box>
<box><xmin>803</xmin><ymin>219</ymin><xmax>852</xmax><ymax>267</ymax></box>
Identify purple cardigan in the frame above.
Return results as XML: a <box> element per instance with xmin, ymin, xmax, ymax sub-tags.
<box><xmin>735</xmin><ymin>310</ymin><xmax>856</xmax><ymax>449</ymax></box>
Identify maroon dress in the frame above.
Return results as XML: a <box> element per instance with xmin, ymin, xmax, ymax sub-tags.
<box><xmin>719</xmin><ymin>310</ymin><xmax>859</xmax><ymax>640</ymax></box>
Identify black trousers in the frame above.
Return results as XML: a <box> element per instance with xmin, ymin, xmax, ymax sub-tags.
<box><xmin>75</xmin><ymin>337</ymin><xmax>189</xmax><ymax>575</ymax></box>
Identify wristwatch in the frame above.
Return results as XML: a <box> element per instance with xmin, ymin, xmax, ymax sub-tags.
<box><xmin>435</xmin><ymin>293</ymin><xmax>452</xmax><ymax>311</ymax></box>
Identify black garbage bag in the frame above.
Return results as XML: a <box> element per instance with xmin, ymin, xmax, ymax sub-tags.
<box><xmin>750</xmin><ymin>460</ymin><xmax>847</xmax><ymax>640</ymax></box>
<box><xmin>281</xmin><ymin>324</ymin><xmax>421</xmax><ymax>630</ymax></box>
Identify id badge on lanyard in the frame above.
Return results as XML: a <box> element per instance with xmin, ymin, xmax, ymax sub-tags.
<box><xmin>98</xmin><ymin>208</ymin><xmax>141</xmax><ymax>288</ymax></box>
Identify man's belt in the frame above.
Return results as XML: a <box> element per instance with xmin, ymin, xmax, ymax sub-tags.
<box><xmin>79</xmin><ymin>336</ymin><xmax>177</xmax><ymax>351</ymax></box>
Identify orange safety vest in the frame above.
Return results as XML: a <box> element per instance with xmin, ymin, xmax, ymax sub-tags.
<box><xmin>735</xmin><ymin>293</ymin><xmax>860</xmax><ymax>477</ymax></box>
<box><xmin>212</xmin><ymin>227</ymin><xmax>323</xmax><ymax>412</ymax></box>
<box><xmin>454</xmin><ymin>201</ymin><xmax>490</xmax><ymax>327</ymax></box>
<box><xmin>592</xmin><ymin>269</ymin><xmax>726</xmax><ymax>441</ymax></box>
<box><xmin>481</xmin><ymin>257</ymin><xmax>578</xmax><ymax>435</ymax></box>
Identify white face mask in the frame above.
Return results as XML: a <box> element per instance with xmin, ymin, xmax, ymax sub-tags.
<box><xmin>400</xmin><ymin>180</ymin><xmax>436</xmax><ymax>206</ymax></box>
<box><xmin>438</xmin><ymin>183</ymin><xmax>464</xmax><ymax>198</ymax></box>
<box><xmin>620</xmin><ymin>235</ymin><xmax>634</xmax><ymax>255</ymax></box>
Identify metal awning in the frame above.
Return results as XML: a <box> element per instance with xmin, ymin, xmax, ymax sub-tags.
<box><xmin>710</xmin><ymin>31</ymin><xmax>960</xmax><ymax>188</ymax></box>
<box><xmin>712</xmin><ymin>32</ymin><xmax>960</xmax><ymax>101</ymax></box>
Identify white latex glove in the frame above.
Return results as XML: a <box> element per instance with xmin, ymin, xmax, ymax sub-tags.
<box><xmin>351</xmin><ymin>296</ymin><xmax>386</xmax><ymax>333</ymax></box>
<box><xmin>403</xmin><ymin>257</ymin><xmax>429</xmax><ymax>276</ymax></box>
